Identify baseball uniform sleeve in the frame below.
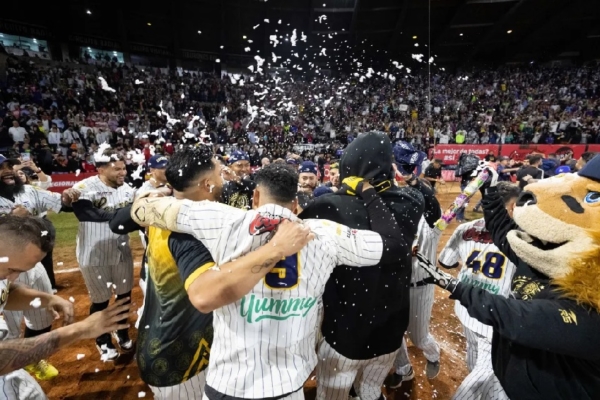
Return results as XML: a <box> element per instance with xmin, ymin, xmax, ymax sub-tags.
<box><xmin>176</xmin><ymin>200</ymin><xmax>245</xmax><ymax>242</ymax></box>
<box><xmin>438</xmin><ymin>226</ymin><xmax>463</xmax><ymax>269</ymax></box>
<box><xmin>168</xmin><ymin>232</ymin><xmax>215</xmax><ymax>291</ymax></box>
<box><xmin>72</xmin><ymin>199</ymin><xmax>117</xmax><ymax>222</ymax></box>
<box><xmin>450</xmin><ymin>282</ymin><xmax>600</xmax><ymax>360</ymax></box>
<box><xmin>109</xmin><ymin>204</ymin><xmax>142</xmax><ymax>234</ymax></box>
<box><xmin>30</xmin><ymin>188</ymin><xmax>63</xmax><ymax>214</ymax></box>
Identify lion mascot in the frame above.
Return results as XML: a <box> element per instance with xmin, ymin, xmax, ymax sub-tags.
<box><xmin>418</xmin><ymin>154</ymin><xmax>600</xmax><ymax>399</ymax></box>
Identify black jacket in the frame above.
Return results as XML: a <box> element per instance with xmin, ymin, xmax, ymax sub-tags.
<box><xmin>449</xmin><ymin>187</ymin><xmax>600</xmax><ymax>399</ymax></box>
<box><xmin>300</xmin><ymin>132</ymin><xmax>437</xmax><ymax>359</ymax></box>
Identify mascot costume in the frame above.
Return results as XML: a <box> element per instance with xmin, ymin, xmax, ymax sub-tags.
<box><xmin>418</xmin><ymin>154</ymin><xmax>600</xmax><ymax>399</ymax></box>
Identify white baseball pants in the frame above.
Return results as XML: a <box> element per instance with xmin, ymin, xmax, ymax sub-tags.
<box><xmin>79</xmin><ymin>259</ymin><xmax>134</xmax><ymax>304</ymax></box>
<box><xmin>394</xmin><ymin>284</ymin><xmax>440</xmax><ymax>375</ymax></box>
<box><xmin>4</xmin><ymin>263</ymin><xmax>55</xmax><ymax>339</ymax></box>
<box><xmin>316</xmin><ymin>338</ymin><xmax>397</xmax><ymax>400</ymax></box>
<box><xmin>0</xmin><ymin>369</ymin><xmax>47</xmax><ymax>400</ymax></box>
<box><xmin>452</xmin><ymin>327</ymin><xmax>509</xmax><ymax>400</ymax></box>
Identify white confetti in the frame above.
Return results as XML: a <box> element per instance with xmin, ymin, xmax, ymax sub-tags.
<box><xmin>253</xmin><ymin>24</ymin><xmax>260</xmax><ymax>29</ymax></box>
<box><xmin>98</xmin><ymin>77</ymin><xmax>116</xmax><ymax>92</ymax></box>
<box><xmin>107</xmin><ymin>282</ymin><xmax>112</xmax><ymax>288</ymax></box>
<box><xmin>0</xmin><ymin>257</ymin><xmax>8</xmax><ymax>263</ymax></box>
<box><xmin>57</xmin><ymin>262</ymin><xmax>63</xmax><ymax>266</ymax></box>
<box><xmin>138</xmin><ymin>392</ymin><xmax>146</xmax><ymax>398</ymax></box>
<box><xmin>69</xmin><ymin>296</ymin><xmax>75</xmax><ymax>303</ymax></box>
<box><xmin>75</xmin><ymin>169</ymin><xmax>81</xmax><ymax>177</ymax></box>
<box><xmin>95</xmin><ymin>368</ymin><xmax>100</xmax><ymax>373</ymax></box>
<box><xmin>76</xmin><ymin>354</ymin><xmax>85</xmax><ymax>360</ymax></box>
<box><xmin>41</xmin><ymin>230</ymin><xmax>48</xmax><ymax>236</ymax></box>
<box><xmin>30</xmin><ymin>298</ymin><xmax>42</xmax><ymax>308</ymax></box>
<box><xmin>134</xmin><ymin>79</ymin><xmax>144</xmax><ymax>85</ymax></box>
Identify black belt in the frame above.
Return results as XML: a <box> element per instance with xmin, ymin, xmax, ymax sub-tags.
<box><xmin>410</xmin><ymin>280</ymin><xmax>429</xmax><ymax>288</ymax></box>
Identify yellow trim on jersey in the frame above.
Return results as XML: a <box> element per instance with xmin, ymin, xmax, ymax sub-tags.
<box><xmin>184</xmin><ymin>262</ymin><xmax>216</xmax><ymax>290</ymax></box>
<box><xmin>183</xmin><ymin>337</ymin><xmax>210</xmax><ymax>380</ymax></box>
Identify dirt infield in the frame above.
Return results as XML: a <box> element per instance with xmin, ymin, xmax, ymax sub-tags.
<box><xmin>40</xmin><ymin>184</ymin><xmax>472</xmax><ymax>399</ymax></box>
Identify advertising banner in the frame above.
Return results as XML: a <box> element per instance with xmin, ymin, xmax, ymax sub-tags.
<box><xmin>431</xmin><ymin>145</ymin><xmax>500</xmax><ymax>166</ymax></box>
<box><xmin>48</xmin><ymin>173</ymin><xmax>96</xmax><ymax>193</ymax></box>
<box><xmin>499</xmin><ymin>144</ymin><xmax>586</xmax><ymax>162</ymax></box>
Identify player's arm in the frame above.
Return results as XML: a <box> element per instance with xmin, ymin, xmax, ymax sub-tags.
<box><xmin>71</xmin><ymin>198</ymin><xmax>118</xmax><ymax>222</ymax></box>
<box><xmin>450</xmin><ymin>283</ymin><xmax>600</xmax><ymax>360</ymax></box>
<box><xmin>4</xmin><ymin>283</ymin><xmax>74</xmax><ymax>324</ymax></box>
<box><xmin>171</xmin><ymin>221</ymin><xmax>313</xmax><ymax>313</ymax></box>
<box><xmin>407</xmin><ymin>177</ymin><xmax>440</xmax><ymax>227</ymax></box>
<box><xmin>481</xmin><ymin>187</ymin><xmax>520</xmax><ymax>265</ymax></box>
<box><xmin>109</xmin><ymin>204</ymin><xmax>143</xmax><ymax>234</ymax></box>
<box><xmin>0</xmin><ymin>298</ymin><xmax>131</xmax><ymax>375</ymax></box>
<box><xmin>322</xmin><ymin>183</ymin><xmax>405</xmax><ymax>267</ymax></box>
<box><xmin>437</xmin><ymin>226</ymin><xmax>463</xmax><ymax>269</ymax></box>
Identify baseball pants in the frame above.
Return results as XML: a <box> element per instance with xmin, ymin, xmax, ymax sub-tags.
<box><xmin>4</xmin><ymin>263</ymin><xmax>55</xmax><ymax>339</ymax></box>
<box><xmin>394</xmin><ymin>285</ymin><xmax>440</xmax><ymax>375</ymax></box>
<box><xmin>316</xmin><ymin>338</ymin><xmax>397</xmax><ymax>400</ymax></box>
<box><xmin>452</xmin><ymin>328</ymin><xmax>509</xmax><ymax>400</ymax></box>
<box><xmin>0</xmin><ymin>369</ymin><xmax>47</xmax><ymax>400</ymax></box>
<box><xmin>201</xmin><ymin>387</ymin><xmax>304</xmax><ymax>400</ymax></box>
<box><xmin>150</xmin><ymin>370</ymin><xmax>206</xmax><ymax>400</ymax></box>
<box><xmin>79</xmin><ymin>259</ymin><xmax>134</xmax><ymax>304</ymax></box>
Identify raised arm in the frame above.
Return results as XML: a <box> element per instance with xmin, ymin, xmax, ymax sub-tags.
<box><xmin>482</xmin><ymin>187</ymin><xmax>520</xmax><ymax>265</ymax></box>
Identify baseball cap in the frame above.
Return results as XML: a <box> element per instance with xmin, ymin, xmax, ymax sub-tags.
<box><xmin>392</xmin><ymin>141</ymin><xmax>426</xmax><ymax>175</ymax></box>
<box><xmin>286</xmin><ymin>158</ymin><xmax>299</xmax><ymax>165</ymax></box>
<box><xmin>579</xmin><ymin>154</ymin><xmax>600</xmax><ymax>181</ymax></box>
<box><xmin>228</xmin><ymin>151</ymin><xmax>250</xmax><ymax>165</ymax></box>
<box><xmin>0</xmin><ymin>154</ymin><xmax>20</xmax><ymax>167</ymax></box>
<box><xmin>299</xmin><ymin>161</ymin><xmax>317</xmax><ymax>175</ymax></box>
<box><xmin>147</xmin><ymin>155</ymin><xmax>169</xmax><ymax>169</ymax></box>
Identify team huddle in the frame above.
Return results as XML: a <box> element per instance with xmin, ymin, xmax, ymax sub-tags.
<box><xmin>1</xmin><ymin>132</ymin><xmax>600</xmax><ymax>400</ymax></box>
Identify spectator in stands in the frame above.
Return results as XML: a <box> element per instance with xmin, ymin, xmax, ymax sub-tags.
<box><xmin>8</xmin><ymin>121</ymin><xmax>27</xmax><ymax>147</ymax></box>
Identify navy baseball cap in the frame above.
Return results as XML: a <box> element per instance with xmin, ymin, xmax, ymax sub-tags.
<box><xmin>147</xmin><ymin>155</ymin><xmax>169</xmax><ymax>169</ymax></box>
<box><xmin>286</xmin><ymin>158</ymin><xmax>299</xmax><ymax>165</ymax></box>
<box><xmin>578</xmin><ymin>154</ymin><xmax>600</xmax><ymax>182</ymax></box>
<box><xmin>228</xmin><ymin>151</ymin><xmax>250</xmax><ymax>165</ymax></box>
<box><xmin>0</xmin><ymin>154</ymin><xmax>20</xmax><ymax>166</ymax></box>
<box><xmin>299</xmin><ymin>161</ymin><xmax>317</xmax><ymax>175</ymax></box>
<box><xmin>393</xmin><ymin>141</ymin><xmax>426</xmax><ymax>175</ymax></box>
<box><xmin>314</xmin><ymin>186</ymin><xmax>333</xmax><ymax>197</ymax></box>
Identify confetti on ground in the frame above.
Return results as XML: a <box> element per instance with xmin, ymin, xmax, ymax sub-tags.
<box><xmin>57</xmin><ymin>262</ymin><xmax>63</xmax><ymax>266</ymax></box>
<box><xmin>95</xmin><ymin>368</ymin><xmax>100</xmax><ymax>373</ymax></box>
<box><xmin>69</xmin><ymin>297</ymin><xmax>75</xmax><ymax>303</ymax></box>
<box><xmin>138</xmin><ymin>392</ymin><xmax>146</xmax><ymax>398</ymax></box>
<box><xmin>76</xmin><ymin>354</ymin><xmax>85</xmax><ymax>360</ymax></box>
<box><xmin>0</xmin><ymin>257</ymin><xmax>8</xmax><ymax>263</ymax></box>
<box><xmin>30</xmin><ymin>298</ymin><xmax>42</xmax><ymax>308</ymax></box>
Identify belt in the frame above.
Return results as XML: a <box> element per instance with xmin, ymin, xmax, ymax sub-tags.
<box><xmin>410</xmin><ymin>280</ymin><xmax>429</xmax><ymax>288</ymax></box>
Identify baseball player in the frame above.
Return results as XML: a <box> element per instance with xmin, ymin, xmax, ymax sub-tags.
<box><xmin>0</xmin><ymin>154</ymin><xmax>72</xmax><ymax>380</ymax></box>
<box><xmin>391</xmin><ymin>216</ymin><xmax>443</xmax><ymax>386</ymax></box>
<box><xmin>437</xmin><ymin>181</ymin><xmax>520</xmax><ymax>400</ymax></box>
<box><xmin>131</xmin><ymin>163</ymin><xmax>407</xmax><ymax>400</ymax></box>
<box><xmin>108</xmin><ymin>147</ymin><xmax>219</xmax><ymax>399</ymax></box>
<box><xmin>70</xmin><ymin>148</ymin><xmax>136</xmax><ymax>360</ymax></box>
<box><xmin>221</xmin><ymin>151</ymin><xmax>255</xmax><ymax>210</ymax></box>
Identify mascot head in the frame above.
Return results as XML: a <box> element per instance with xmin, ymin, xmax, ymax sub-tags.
<box><xmin>507</xmin><ymin>155</ymin><xmax>600</xmax><ymax>310</ymax></box>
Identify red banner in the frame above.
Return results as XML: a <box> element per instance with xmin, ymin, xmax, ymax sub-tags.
<box><xmin>48</xmin><ymin>173</ymin><xmax>96</xmax><ymax>193</ymax></box>
<box><xmin>587</xmin><ymin>145</ymin><xmax>600</xmax><ymax>154</ymax></box>
<box><xmin>431</xmin><ymin>145</ymin><xmax>500</xmax><ymax>166</ymax></box>
<box><xmin>499</xmin><ymin>144</ymin><xmax>587</xmax><ymax>162</ymax></box>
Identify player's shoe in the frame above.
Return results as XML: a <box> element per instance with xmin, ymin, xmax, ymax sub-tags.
<box><xmin>387</xmin><ymin>366</ymin><xmax>415</xmax><ymax>389</ymax></box>
<box><xmin>96</xmin><ymin>339</ymin><xmax>119</xmax><ymax>361</ymax></box>
<box><xmin>24</xmin><ymin>359</ymin><xmax>59</xmax><ymax>381</ymax></box>
<box><xmin>426</xmin><ymin>360</ymin><xmax>441</xmax><ymax>379</ymax></box>
<box><xmin>112</xmin><ymin>330</ymin><xmax>134</xmax><ymax>352</ymax></box>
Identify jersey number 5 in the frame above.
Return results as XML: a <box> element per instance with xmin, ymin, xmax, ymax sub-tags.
<box><xmin>264</xmin><ymin>254</ymin><xmax>301</xmax><ymax>290</ymax></box>
<box><xmin>466</xmin><ymin>250</ymin><xmax>506</xmax><ymax>280</ymax></box>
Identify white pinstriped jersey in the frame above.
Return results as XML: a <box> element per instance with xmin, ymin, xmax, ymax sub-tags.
<box><xmin>439</xmin><ymin>218</ymin><xmax>516</xmax><ymax>340</ymax></box>
<box><xmin>0</xmin><ymin>185</ymin><xmax>62</xmax><ymax>217</ymax></box>
<box><xmin>0</xmin><ymin>279</ymin><xmax>8</xmax><ymax>340</ymax></box>
<box><xmin>137</xmin><ymin>180</ymin><xmax>157</xmax><ymax>195</ymax></box>
<box><xmin>411</xmin><ymin>217</ymin><xmax>443</xmax><ymax>283</ymax></box>
<box><xmin>174</xmin><ymin>201</ymin><xmax>384</xmax><ymax>398</ymax></box>
<box><xmin>73</xmin><ymin>176</ymin><xmax>135</xmax><ymax>266</ymax></box>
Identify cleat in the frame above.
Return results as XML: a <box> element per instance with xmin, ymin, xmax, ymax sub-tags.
<box><xmin>96</xmin><ymin>342</ymin><xmax>119</xmax><ymax>361</ymax></box>
<box><xmin>112</xmin><ymin>330</ymin><xmax>134</xmax><ymax>352</ymax></box>
<box><xmin>388</xmin><ymin>367</ymin><xmax>415</xmax><ymax>389</ymax></box>
<box><xmin>24</xmin><ymin>360</ymin><xmax>59</xmax><ymax>381</ymax></box>
<box><xmin>426</xmin><ymin>360</ymin><xmax>441</xmax><ymax>379</ymax></box>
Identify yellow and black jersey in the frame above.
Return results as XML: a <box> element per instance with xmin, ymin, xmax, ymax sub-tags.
<box><xmin>137</xmin><ymin>227</ymin><xmax>214</xmax><ymax>388</ymax></box>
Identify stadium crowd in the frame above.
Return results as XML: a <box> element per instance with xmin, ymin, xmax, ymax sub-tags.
<box><xmin>1</xmin><ymin>55</ymin><xmax>600</xmax><ymax>176</ymax></box>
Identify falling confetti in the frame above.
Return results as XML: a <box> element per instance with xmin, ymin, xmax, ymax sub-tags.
<box><xmin>30</xmin><ymin>298</ymin><xmax>42</xmax><ymax>308</ymax></box>
<box><xmin>77</xmin><ymin>354</ymin><xmax>85</xmax><ymax>360</ymax></box>
<box><xmin>57</xmin><ymin>262</ymin><xmax>64</xmax><ymax>266</ymax></box>
<box><xmin>69</xmin><ymin>297</ymin><xmax>75</xmax><ymax>303</ymax></box>
<box><xmin>98</xmin><ymin>77</ymin><xmax>116</xmax><ymax>92</ymax></box>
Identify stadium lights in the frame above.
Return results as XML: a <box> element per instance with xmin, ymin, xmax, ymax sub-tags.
<box><xmin>507</xmin><ymin>29</ymin><xmax>512</xmax><ymax>34</ymax></box>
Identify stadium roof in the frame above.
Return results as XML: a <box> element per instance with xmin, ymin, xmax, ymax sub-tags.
<box><xmin>2</xmin><ymin>0</ymin><xmax>599</xmax><ymax>68</ymax></box>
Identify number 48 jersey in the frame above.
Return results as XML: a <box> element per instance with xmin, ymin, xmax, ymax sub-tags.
<box><xmin>439</xmin><ymin>218</ymin><xmax>516</xmax><ymax>340</ymax></box>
